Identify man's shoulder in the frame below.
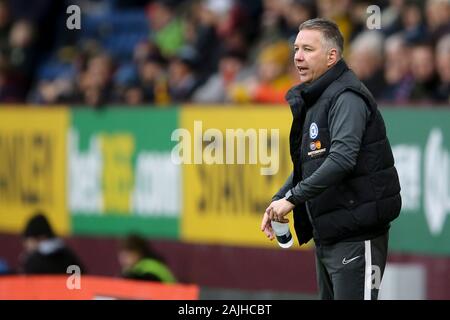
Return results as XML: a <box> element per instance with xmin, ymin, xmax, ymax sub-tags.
<box><xmin>334</xmin><ymin>90</ymin><xmax>370</xmax><ymax>110</ymax></box>
<box><xmin>321</xmin><ymin>68</ymin><xmax>364</xmax><ymax>100</ymax></box>
<box><xmin>336</xmin><ymin>90</ymin><xmax>367</xmax><ymax>104</ymax></box>
<box><xmin>330</xmin><ymin>90</ymin><xmax>372</xmax><ymax>121</ymax></box>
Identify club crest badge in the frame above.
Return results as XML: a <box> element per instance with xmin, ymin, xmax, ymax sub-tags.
<box><xmin>309</xmin><ymin>122</ymin><xmax>318</xmax><ymax>139</ymax></box>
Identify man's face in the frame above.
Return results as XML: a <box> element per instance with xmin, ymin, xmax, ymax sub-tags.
<box><xmin>23</xmin><ymin>238</ymin><xmax>39</xmax><ymax>254</ymax></box>
<box><xmin>436</xmin><ymin>50</ymin><xmax>450</xmax><ymax>82</ymax></box>
<box><xmin>293</xmin><ymin>29</ymin><xmax>335</xmax><ymax>84</ymax></box>
<box><xmin>411</xmin><ymin>46</ymin><xmax>435</xmax><ymax>82</ymax></box>
<box><xmin>118</xmin><ymin>249</ymin><xmax>141</xmax><ymax>272</ymax></box>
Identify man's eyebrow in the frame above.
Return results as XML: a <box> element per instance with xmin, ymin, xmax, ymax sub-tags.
<box><xmin>293</xmin><ymin>44</ymin><xmax>314</xmax><ymax>49</ymax></box>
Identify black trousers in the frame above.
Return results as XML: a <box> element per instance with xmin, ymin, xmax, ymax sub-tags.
<box><xmin>315</xmin><ymin>232</ymin><xmax>389</xmax><ymax>300</ymax></box>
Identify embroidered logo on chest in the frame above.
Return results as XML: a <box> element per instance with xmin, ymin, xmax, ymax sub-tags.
<box><xmin>309</xmin><ymin>122</ymin><xmax>318</xmax><ymax>139</ymax></box>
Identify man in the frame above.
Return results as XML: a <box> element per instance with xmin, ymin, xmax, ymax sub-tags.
<box><xmin>260</xmin><ymin>18</ymin><xmax>401</xmax><ymax>300</ymax></box>
<box><xmin>21</xmin><ymin>212</ymin><xmax>84</xmax><ymax>274</ymax></box>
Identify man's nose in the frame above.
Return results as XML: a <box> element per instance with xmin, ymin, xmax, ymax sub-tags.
<box><xmin>295</xmin><ymin>51</ymin><xmax>304</xmax><ymax>61</ymax></box>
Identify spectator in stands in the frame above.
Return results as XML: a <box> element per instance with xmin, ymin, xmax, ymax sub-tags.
<box><xmin>133</xmin><ymin>40</ymin><xmax>161</xmax><ymax>67</ymax></box>
<box><xmin>20</xmin><ymin>212</ymin><xmax>84</xmax><ymax>274</ymax></box>
<box><xmin>7</xmin><ymin>20</ymin><xmax>38</xmax><ymax>99</ymax></box>
<box><xmin>282</xmin><ymin>0</ymin><xmax>318</xmax><ymax>40</ymax></box>
<box><xmin>0</xmin><ymin>19</ymin><xmax>37</xmax><ymax>100</ymax></box>
<box><xmin>201</xmin><ymin>0</ymin><xmax>251</xmax><ymax>50</ymax></box>
<box><xmin>257</xmin><ymin>0</ymin><xmax>289</xmax><ymax>49</ymax></box>
<box><xmin>29</xmin><ymin>78</ymin><xmax>72</xmax><ymax>104</ymax></box>
<box><xmin>381</xmin><ymin>34</ymin><xmax>414</xmax><ymax>102</ymax></box>
<box><xmin>381</xmin><ymin>0</ymin><xmax>406</xmax><ymax>37</ymax></box>
<box><xmin>76</xmin><ymin>53</ymin><xmax>115</xmax><ymax>107</ymax></box>
<box><xmin>123</xmin><ymin>86</ymin><xmax>144</xmax><ymax>105</ymax></box>
<box><xmin>136</xmin><ymin>49</ymin><xmax>171</xmax><ymax>105</ymax></box>
<box><xmin>0</xmin><ymin>56</ymin><xmax>24</xmax><ymax>102</ymax></box>
<box><xmin>401</xmin><ymin>0</ymin><xmax>427</xmax><ymax>43</ymax></box>
<box><xmin>348</xmin><ymin>0</ymin><xmax>372</xmax><ymax>41</ymax></box>
<box><xmin>409</xmin><ymin>42</ymin><xmax>440</xmax><ymax>102</ymax></box>
<box><xmin>193</xmin><ymin>48</ymin><xmax>250</xmax><ymax>103</ymax></box>
<box><xmin>425</xmin><ymin>0</ymin><xmax>450</xmax><ymax>44</ymax></box>
<box><xmin>147</xmin><ymin>0</ymin><xmax>185</xmax><ymax>58</ymax></box>
<box><xmin>348</xmin><ymin>30</ymin><xmax>386</xmax><ymax>99</ymax></box>
<box><xmin>183</xmin><ymin>0</ymin><xmax>222</xmax><ymax>82</ymax></box>
<box><xmin>167</xmin><ymin>46</ymin><xmax>199</xmax><ymax>102</ymax></box>
<box><xmin>118</xmin><ymin>234</ymin><xmax>176</xmax><ymax>283</ymax></box>
<box><xmin>230</xmin><ymin>41</ymin><xmax>295</xmax><ymax>103</ymax></box>
<box><xmin>434</xmin><ymin>34</ymin><xmax>450</xmax><ymax>103</ymax></box>
<box><xmin>0</xmin><ymin>0</ymin><xmax>12</xmax><ymax>52</ymax></box>
<box><xmin>7</xmin><ymin>19</ymin><xmax>37</xmax><ymax>75</ymax></box>
<box><xmin>317</xmin><ymin>0</ymin><xmax>353</xmax><ymax>54</ymax></box>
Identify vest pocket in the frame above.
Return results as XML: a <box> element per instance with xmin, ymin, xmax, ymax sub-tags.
<box><xmin>313</xmin><ymin>208</ymin><xmax>360</xmax><ymax>242</ymax></box>
<box><xmin>341</xmin><ymin>189</ymin><xmax>357</xmax><ymax>209</ymax></box>
<box><xmin>350</xmin><ymin>202</ymin><xmax>379</xmax><ymax>229</ymax></box>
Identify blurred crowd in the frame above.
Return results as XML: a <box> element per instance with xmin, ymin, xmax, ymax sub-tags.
<box><xmin>0</xmin><ymin>0</ymin><xmax>449</xmax><ymax>106</ymax></box>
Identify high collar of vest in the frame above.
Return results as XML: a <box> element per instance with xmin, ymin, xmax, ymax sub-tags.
<box><xmin>286</xmin><ymin>59</ymin><xmax>349</xmax><ymax>109</ymax></box>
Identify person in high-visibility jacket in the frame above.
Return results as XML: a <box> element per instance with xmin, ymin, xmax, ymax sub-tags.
<box><xmin>118</xmin><ymin>234</ymin><xmax>176</xmax><ymax>283</ymax></box>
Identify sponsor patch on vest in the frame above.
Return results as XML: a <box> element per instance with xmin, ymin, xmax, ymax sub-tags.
<box><xmin>309</xmin><ymin>122</ymin><xmax>318</xmax><ymax>139</ymax></box>
<box><xmin>307</xmin><ymin>148</ymin><xmax>327</xmax><ymax>157</ymax></box>
<box><xmin>309</xmin><ymin>140</ymin><xmax>321</xmax><ymax>151</ymax></box>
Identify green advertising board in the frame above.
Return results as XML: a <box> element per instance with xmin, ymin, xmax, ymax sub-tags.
<box><xmin>383</xmin><ymin>108</ymin><xmax>450</xmax><ymax>255</ymax></box>
<box><xmin>69</xmin><ymin>107</ymin><xmax>180</xmax><ymax>238</ymax></box>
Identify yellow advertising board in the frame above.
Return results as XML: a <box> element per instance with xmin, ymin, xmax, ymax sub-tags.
<box><xmin>180</xmin><ymin>106</ymin><xmax>312</xmax><ymax>249</ymax></box>
<box><xmin>0</xmin><ymin>107</ymin><xmax>70</xmax><ymax>236</ymax></box>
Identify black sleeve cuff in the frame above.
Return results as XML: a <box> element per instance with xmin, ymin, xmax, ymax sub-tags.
<box><xmin>284</xmin><ymin>189</ymin><xmax>296</xmax><ymax>205</ymax></box>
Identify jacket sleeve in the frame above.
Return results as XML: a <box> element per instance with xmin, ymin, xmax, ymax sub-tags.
<box><xmin>287</xmin><ymin>91</ymin><xmax>371</xmax><ymax>206</ymax></box>
<box><xmin>271</xmin><ymin>172</ymin><xmax>293</xmax><ymax>201</ymax></box>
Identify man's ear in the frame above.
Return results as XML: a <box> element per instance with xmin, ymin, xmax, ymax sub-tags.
<box><xmin>327</xmin><ymin>48</ymin><xmax>338</xmax><ymax>67</ymax></box>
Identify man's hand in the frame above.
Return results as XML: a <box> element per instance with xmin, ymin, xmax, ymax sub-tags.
<box><xmin>267</xmin><ymin>198</ymin><xmax>295</xmax><ymax>222</ymax></box>
<box><xmin>260</xmin><ymin>211</ymin><xmax>275</xmax><ymax>240</ymax></box>
<box><xmin>261</xmin><ymin>199</ymin><xmax>295</xmax><ymax>240</ymax></box>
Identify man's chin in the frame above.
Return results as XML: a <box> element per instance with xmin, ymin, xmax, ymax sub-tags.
<box><xmin>299</xmin><ymin>75</ymin><xmax>311</xmax><ymax>83</ymax></box>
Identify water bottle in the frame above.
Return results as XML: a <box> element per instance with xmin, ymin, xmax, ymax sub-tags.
<box><xmin>271</xmin><ymin>221</ymin><xmax>294</xmax><ymax>248</ymax></box>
